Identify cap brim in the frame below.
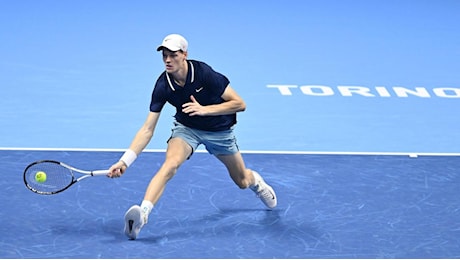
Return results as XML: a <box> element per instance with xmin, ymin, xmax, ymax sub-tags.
<box><xmin>156</xmin><ymin>45</ymin><xmax>181</xmax><ymax>52</ymax></box>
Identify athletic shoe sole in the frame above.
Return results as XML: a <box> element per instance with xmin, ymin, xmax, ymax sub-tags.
<box><xmin>124</xmin><ymin>205</ymin><xmax>144</xmax><ymax>240</ymax></box>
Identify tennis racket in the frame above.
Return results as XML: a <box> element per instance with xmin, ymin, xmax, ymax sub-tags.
<box><xmin>23</xmin><ymin>160</ymin><xmax>109</xmax><ymax>195</ymax></box>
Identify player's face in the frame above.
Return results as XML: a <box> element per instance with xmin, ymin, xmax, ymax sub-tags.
<box><xmin>162</xmin><ymin>49</ymin><xmax>187</xmax><ymax>73</ymax></box>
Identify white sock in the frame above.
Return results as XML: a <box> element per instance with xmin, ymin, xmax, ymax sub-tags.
<box><xmin>140</xmin><ymin>200</ymin><xmax>153</xmax><ymax>216</ymax></box>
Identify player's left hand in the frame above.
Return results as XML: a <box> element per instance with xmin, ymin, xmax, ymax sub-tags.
<box><xmin>182</xmin><ymin>95</ymin><xmax>206</xmax><ymax>116</ymax></box>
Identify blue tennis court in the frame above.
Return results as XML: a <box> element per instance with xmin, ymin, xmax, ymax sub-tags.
<box><xmin>2</xmin><ymin>150</ymin><xmax>459</xmax><ymax>258</ymax></box>
<box><xmin>1</xmin><ymin>0</ymin><xmax>459</xmax><ymax>258</ymax></box>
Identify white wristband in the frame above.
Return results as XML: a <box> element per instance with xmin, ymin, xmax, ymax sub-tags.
<box><xmin>120</xmin><ymin>149</ymin><xmax>137</xmax><ymax>167</ymax></box>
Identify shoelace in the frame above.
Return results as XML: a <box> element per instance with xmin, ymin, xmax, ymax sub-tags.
<box><xmin>256</xmin><ymin>186</ymin><xmax>273</xmax><ymax>199</ymax></box>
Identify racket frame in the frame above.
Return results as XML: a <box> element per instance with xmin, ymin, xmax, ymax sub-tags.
<box><xmin>23</xmin><ymin>160</ymin><xmax>108</xmax><ymax>195</ymax></box>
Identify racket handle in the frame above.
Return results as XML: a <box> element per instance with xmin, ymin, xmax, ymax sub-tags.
<box><xmin>92</xmin><ymin>170</ymin><xmax>110</xmax><ymax>176</ymax></box>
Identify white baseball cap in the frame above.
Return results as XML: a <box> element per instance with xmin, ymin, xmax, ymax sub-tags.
<box><xmin>156</xmin><ymin>34</ymin><xmax>188</xmax><ymax>52</ymax></box>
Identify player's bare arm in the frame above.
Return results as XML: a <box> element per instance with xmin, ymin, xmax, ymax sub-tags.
<box><xmin>108</xmin><ymin>112</ymin><xmax>160</xmax><ymax>177</ymax></box>
<box><xmin>128</xmin><ymin>112</ymin><xmax>161</xmax><ymax>154</ymax></box>
<box><xmin>181</xmin><ymin>85</ymin><xmax>246</xmax><ymax>116</ymax></box>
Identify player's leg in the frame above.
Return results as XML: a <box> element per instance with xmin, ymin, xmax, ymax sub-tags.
<box><xmin>215</xmin><ymin>152</ymin><xmax>253</xmax><ymax>188</ymax></box>
<box><xmin>144</xmin><ymin>137</ymin><xmax>193</xmax><ymax>203</ymax></box>
<box><xmin>200</xmin><ymin>126</ymin><xmax>277</xmax><ymax>209</ymax></box>
<box><xmin>124</xmin><ymin>137</ymin><xmax>193</xmax><ymax>239</ymax></box>
<box><xmin>215</xmin><ymin>152</ymin><xmax>277</xmax><ymax>209</ymax></box>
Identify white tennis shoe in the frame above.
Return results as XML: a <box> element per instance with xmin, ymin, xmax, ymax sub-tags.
<box><xmin>250</xmin><ymin>171</ymin><xmax>277</xmax><ymax>209</ymax></box>
<box><xmin>124</xmin><ymin>205</ymin><xmax>147</xmax><ymax>240</ymax></box>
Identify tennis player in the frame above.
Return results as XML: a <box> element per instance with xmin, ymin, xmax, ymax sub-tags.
<box><xmin>108</xmin><ymin>34</ymin><xmax>277</xmax><ymax>240</ymax></box>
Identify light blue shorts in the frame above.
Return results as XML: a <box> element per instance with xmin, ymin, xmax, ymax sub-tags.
<box><xmin>168</xmin><ymin>121</ymin><xmax>239</xmax><ymax>156</ymax></box>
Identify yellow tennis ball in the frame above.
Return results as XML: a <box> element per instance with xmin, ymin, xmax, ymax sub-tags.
<box><xmin>35</xmin><ymin>171</ymin><xmax>47</xmax><ymax>183</ymax></box>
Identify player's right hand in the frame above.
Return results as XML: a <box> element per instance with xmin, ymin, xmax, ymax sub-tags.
<box><xmin>107</xmin><ymin>161</ymin><xmax>126</xmax><ymax>178</ymax></box>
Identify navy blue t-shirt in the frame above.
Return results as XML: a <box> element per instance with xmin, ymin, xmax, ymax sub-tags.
<box><xmin>149</xmin><ymin>60</ymin><xmax>236</xmax><ymax>131</ymax></box>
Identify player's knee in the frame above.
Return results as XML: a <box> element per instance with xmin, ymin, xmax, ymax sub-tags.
<box><xmin>160</xmin><ymin>160</ymin><xmax>181</xmax><ymax>180</ymax></box>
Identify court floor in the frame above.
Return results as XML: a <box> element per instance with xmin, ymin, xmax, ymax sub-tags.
<box><xmin>1</xmin><ymin>149</ymin><xmax>459</xmax><ymax>258</ymax></box>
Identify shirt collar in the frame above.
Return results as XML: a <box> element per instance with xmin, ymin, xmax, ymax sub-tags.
<box><xmin>166</xmin><ymin>61</ymin><xmax>194</xmax><ymax>91</ymax></box>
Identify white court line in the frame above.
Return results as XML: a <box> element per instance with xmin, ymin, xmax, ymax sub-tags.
<box><xmin>1</xmin><ymin>147</ymin><xmax>459</xmax><ymax>156</ymax></box>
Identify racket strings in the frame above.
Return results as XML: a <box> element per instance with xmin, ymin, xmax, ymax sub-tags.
<box><xmin>24</xmin><ymin>162</ymin><xmax>74</xmax><ymax>194</ymax></box>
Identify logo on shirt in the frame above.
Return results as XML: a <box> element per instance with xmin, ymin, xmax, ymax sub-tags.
<box><xmin>195</xmin><ymin>87</ymin><xmax>204</xmax><ymax>93</ymax></box>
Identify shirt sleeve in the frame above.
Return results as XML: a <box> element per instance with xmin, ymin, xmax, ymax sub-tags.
<box><xmin>149</xmin><ymin>73</ymin><xmax>167</xmax><ymax>112</ymax></box>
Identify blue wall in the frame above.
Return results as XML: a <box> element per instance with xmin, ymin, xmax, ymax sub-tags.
<box><xmin>1</xmin><ymin>0</ymin><xmax>459</xmax><ymax>152</ymax></box>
